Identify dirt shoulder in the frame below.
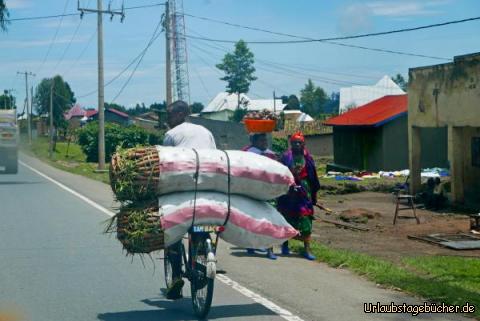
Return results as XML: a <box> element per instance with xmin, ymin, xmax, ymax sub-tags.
<box><xmin>313</xmin><ymin>192</ymin><xmax>479</xmax><ymax>263</ymax></box>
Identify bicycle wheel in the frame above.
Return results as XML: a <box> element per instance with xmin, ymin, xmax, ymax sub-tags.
<box><xmin>190</xmin><ymin>234</ymin><xmax>215</xmax><ymax>319</ymax></box>
<box><xmin>164</xmin><ymin>248</ymin><xmax>173</xmax><ymax>289</ymax></box>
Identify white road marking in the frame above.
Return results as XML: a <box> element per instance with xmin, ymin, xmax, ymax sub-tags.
<box><xmin>20</xmin><ymin>160</ymin><xmax>306</xmax><ymax>321</ymax></box>
<box><xmin>217</xmin><ymin>274</ymin><xmax>306</xmax><ymax>321</ymax></box>
<box><xmin>19</xmin><ymin>161</ymin><xmax>115</xmax><ymax>217</ymax></box>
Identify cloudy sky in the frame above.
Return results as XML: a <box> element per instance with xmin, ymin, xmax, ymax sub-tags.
<box><xmin>1</xmin><ymin>0</ymin><xmax>479</xmax><ymax>110</ymax></box>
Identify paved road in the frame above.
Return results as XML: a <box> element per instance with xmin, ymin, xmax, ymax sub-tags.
<box><xmin>0</xmin><ymin>154</ymin><xmax>474</xmax><ymax>321</ymax></box>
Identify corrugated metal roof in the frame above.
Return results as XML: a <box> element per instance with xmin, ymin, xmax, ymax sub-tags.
<box><xmin>339</xmin><ymin>75</ymin><xmax>405</xmax><ymax>114</ymax></box>
<box><xmin>324</xmin><ymin>95</ymin><xmax>407</xmax><ymax>127</ymax></box>
<box><xmin>203</xmin><ymin>92</ymin><xmax>286</xmax><ymax>113</ymax></box>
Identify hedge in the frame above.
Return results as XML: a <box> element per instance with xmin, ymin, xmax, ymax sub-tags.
<box><xmin>76</xmin><ymin>121</ymin><xmax>164</xmax><ymax>162</ymax></box>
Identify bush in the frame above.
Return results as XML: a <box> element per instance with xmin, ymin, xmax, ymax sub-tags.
<box><xmin>272</xmin><ymin>137</ymin><xmax>288</xmax><ymax>155</ymax></box>
<box><xmin>77</xmin><ymin>122</ymin><xmax>163</xmax><ymax>162</ymax></box>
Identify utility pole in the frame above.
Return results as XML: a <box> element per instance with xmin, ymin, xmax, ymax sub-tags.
<box><xmin>165</xmin><ymin>1</ymin><xmax>172</xmax><ymax>106</ymax></box>
<box><xmin>78</xmin><ymin>0</ymin><xmax>125</xmax><ymax>170</ymax></box>
<box><xmin>17</xmin><ymin>71</ymin><xmax>35</xmax><ymax>144</ymax></box>
<box><xmin>30</xmin><ymin>86</ymin><xmax>34</xmax><ymax>141</ymax></box>
<box><xmin>49</xmin><ymin>80</ymin><xmax>54</xmax><ymax>158</ymax></box>
<box><xmin>273</xmin><ymin>90</ymin><xmax>276</xmax><ymax>114</ymax></box>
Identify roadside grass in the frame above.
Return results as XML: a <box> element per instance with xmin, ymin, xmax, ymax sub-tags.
<box><xmin>291</xmin><ymin>240</ymin><xmax>479</xmax><ymax>318</ymax></box>
<box><xmin>21</xmin><ymin>136</ymin><xmax>110</xmax><ymax>184</ymax></box>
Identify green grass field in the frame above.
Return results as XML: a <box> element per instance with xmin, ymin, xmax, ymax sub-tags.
<box><xmin>22</xmin><ymin>136</ymin><xmax>110</xmax><ymax>184</ymax></box>
<box><xmin>291</xmin><ymin>240</ymin><xmax>479</xmax><ymax>318</ymax></box>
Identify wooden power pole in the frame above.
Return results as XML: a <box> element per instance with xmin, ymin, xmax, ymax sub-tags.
<box><xmin>17</xmin><ymin>71</ymin><xmax>35</xmax><ymax>144</ymax></box>
<box><xmin>78</xmin><ymin>0</ymin><xmax>125</xmax><ymax>170</ymax></box>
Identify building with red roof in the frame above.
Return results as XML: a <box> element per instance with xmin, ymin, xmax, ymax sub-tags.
<box><xmin>86</xmin><ymin>107</ymin><xmax>131</xmax><ymax>126</ymax></box>
<box><xmin>324</xmin><ymin>94</ymin><xmax>447</xmax><ymax>172</ymax></box>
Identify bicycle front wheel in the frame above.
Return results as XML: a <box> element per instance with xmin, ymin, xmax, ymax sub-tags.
<box><xmin>190</xmin><ymin>235</ymin><xmax>215</xmax><ymax>319</ymax></box>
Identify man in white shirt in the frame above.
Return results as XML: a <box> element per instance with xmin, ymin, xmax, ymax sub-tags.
<box><xmin>163</xmin><ymin>100</ymin><xmax>216</xmax><ymax>300</ymax></box>
<box><xmin>163</xmin><ymin>102</ymin><xmax>216</xmax><ymax>149</ymax></box>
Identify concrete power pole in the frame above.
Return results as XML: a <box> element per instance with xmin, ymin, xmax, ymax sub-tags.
<box><xmin>49</xmin><ymin>81</ymin><xmax>54</xmax><ymax>158</ymax></box>
<box><xmin>78</xmin><ymin>0</ymin><xmax>125</xmax><ymax>170</ymax></box>
<box><xmin>17</xmin><ymin>71</ymin><xmax>35</xmax><ymax>144</ymax></box>
<box><xmin>165</xmin><ymin>1</ymin><xmax>172</xmax><ymax>106</ymax></box>
<box><xmin>30</xmin><ymin>86</ymin><xmax>34</xmax><ymax>140</ymax></box>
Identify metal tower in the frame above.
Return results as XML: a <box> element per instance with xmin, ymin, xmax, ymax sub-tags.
<box><xmin>169</xmin><ymin>0</ymin><xmax>190</xmax><ymax>103</ymax></box>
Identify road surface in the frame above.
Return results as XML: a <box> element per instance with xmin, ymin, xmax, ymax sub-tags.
<box><xmin>0</xmin><ymin>154</ymin><xmax>474</xmax><ymax>321</ymax></box>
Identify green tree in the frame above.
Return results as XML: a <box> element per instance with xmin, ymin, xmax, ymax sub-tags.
<box><xmin>190</xmin><ymin>102</ymin><xmax>204</xmax><ymax>114</ymax></box>
<box><xmin>150</xmin><ymin>101</ymin><xmax>167</xmax><ymax>129</ymax></box>
<box><xmin>34</xmin><ymin>75</ymin><xmax>76</xmax><ymax>146</ymax></box>
<box><xmin>323</xmin><ymin>91</ymin><xmax>340</xmax><ymax>115</ymax></box>
<box><xmin>392</xmin><ymin>73</ymin><xmax>408</xmax><ymax>91</ymax></box>
<box><xmin>0</xmin><ymin>0</ymin><xmax>9</xmax><ymax>32</ymax></box>
<box><xmin>285</xmin><ymin>94</ymin><xmax>300</xmax><ymax>110</ymax></box>
<box><xmin>216</xmin><ymin>40</ymin><xmax>257</xmax><ymax>109</ymax></box>
<box><xmin>300</xmin><ymin>79</ymin><xmax>328</xmax><ymax>118</ymax></box>
<box><xmin>0</xmin><ymin>90</ymin><xmax>16</xmax><ymax>109</ymax></box>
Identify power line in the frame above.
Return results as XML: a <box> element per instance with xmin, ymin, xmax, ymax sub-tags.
<box><xmin>62</xmin><ymin>27</ymin><xmax>97</xmax><ymax>78</ymax></box>
<box><xmin>54</xmin><ymin>0</ymin><xmax>92</xmax><ymax>72</ymax></box>
<box><xmin>8</xmin><ymin>3</ymin><xmax>166</xmax><ymax>22</ymax></box>
<box><xmin>183</xmin><ymin>16</ymin><xmax>449</xmax><ymax>61</ymax></box>
<box><xmin>189</xmin><ymin>36</ymin><xmax>363</xmax><ymax>86</ymax></box>
<box><xmin>110</xmin><ymin>16</ymin><xmax>164</xmax><ymax>103</ymax></box>
<box><xmin>37</xmin><ymin>0</ymin><xmax>71</xmax><ymax>74</ymax></box>
<box><xmin>76</xmin><ymin>26</ymin><xmax>163</xmax><ymax>100</ymax></box>
<box><xmin>187</xmin><ymin>31</ymin><xmax>380</xmax><ymax>81</ymax></box>
<box><xmin>183</xmin><ymin>15</ymin><xmax>480</xmax><ymax>45</ymax></box>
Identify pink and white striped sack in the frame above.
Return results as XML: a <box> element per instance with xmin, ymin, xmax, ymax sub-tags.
<box><xmin>155</xmin><ymin>146</ymin><xmax>294</xmax><ymax>201</ymax></box>
<box><xmin>159</xmin><ymin>192</ymin><xmax>298</xmax><ymax>248</ymax></box>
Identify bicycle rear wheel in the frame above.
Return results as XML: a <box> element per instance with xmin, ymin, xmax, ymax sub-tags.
<box><xmin>164</xmin><ymin>248</ymin><xmax>173</xmax><ymax>289</ymax></box>
<box><xmin>190</xmin><ymin>234</ymin><xmax>215</xmax><ymax>319</ymax></box>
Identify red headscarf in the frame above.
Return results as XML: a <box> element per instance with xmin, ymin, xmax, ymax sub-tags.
<box><xmin>290</xmin><ymin>131</ymin><xmax>305</xmax><ymax>143</ymax></box>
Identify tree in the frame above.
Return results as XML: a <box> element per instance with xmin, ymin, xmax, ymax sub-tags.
<box><xmin>392</xmin><ymin>73</ymin><xmax>408</xmax><ymax>91</ymax></box>
<box><xmin>216</xmin><ymin>40</ymin><xmax>257</xmax><ymax>109</ymax></box>
<box><xmin>0</xmin><ymin>90</ymin><xmax>16</xmax><ymax>109</ymax></box>
<box><xmin>323</xmin><ymin>92</ymin><xmax>340</xmax><ymax>115</ymax></box>
<box><xmin>150</xmin><ymin>101</ymin><xmax>167</xmax><ymax>129</ymax></box>
<box><xmin>284</xmin><ymin>94</ymin><xmax>300</xmax><ymax>110</ymax></box>
<box><xmin>300</xmin><ymin>79</ymin><xmax>328</xmax><ymax>118</ymax></box>
<box><xmin>0</xmin><ymin>0</ymin><xmax>9</xmax><ymax>32</ymax></box>
<box><xmin>190</xmin><ymin>102</ymin><xmax>204</xmax><ymax>114</ymax></box>
<box><xmin>34</xmin><ymin>76</ymin><xmax>76</xmax><ymax>148</ymax></box>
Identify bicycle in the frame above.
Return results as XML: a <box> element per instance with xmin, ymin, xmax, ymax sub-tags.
<box><xmin>164</xmin><ymin>224</ymin><xmax>224</xmax><ymax>319</ymax></box>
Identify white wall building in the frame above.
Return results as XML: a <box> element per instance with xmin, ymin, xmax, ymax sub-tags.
<box><xmin>339</xmin><ymin>75</ymin><xmax>405</xmax><ymax>114</ymax></box>
<box><xmin>201</xmin><ymin>92</ymin><xmax>286</xmax><ymax>121</ymax></box>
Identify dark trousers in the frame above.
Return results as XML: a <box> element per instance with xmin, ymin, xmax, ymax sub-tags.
<box><xmin>168</xmin><ymin>241</ymin><xmax>183</xmax><ymax>279</ymax></box>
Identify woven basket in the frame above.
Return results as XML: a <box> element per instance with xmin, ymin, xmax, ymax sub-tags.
<box><xmin>114</xmin><ymin>206</ymin><xmax>165</xmax><ymax>254</ymax></box>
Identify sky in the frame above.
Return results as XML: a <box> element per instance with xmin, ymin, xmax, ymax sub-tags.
<box><xmin>1</xmin><ymin>0</ymin><xmax>479</xmax><ymax>111</ymax></box>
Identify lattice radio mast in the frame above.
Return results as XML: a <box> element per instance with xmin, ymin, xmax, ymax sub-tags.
<box><xmin>168</xmin><ymin>0</ymin><xmax>190</xmax><ymax>103</ymax></box>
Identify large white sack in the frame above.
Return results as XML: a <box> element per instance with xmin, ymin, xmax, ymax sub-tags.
<box><xmin>159</xmin><ymin>192</ymin><xmax>298</xmax><ymax>249</ymax></box>
<box><xmin>156</xmin><ymin>146</ymin><xmax>294</xmax><ymax>201</ymax></box>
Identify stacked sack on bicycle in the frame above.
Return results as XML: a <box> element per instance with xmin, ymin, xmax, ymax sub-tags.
<box><xmin>107</xmin><ymin>145</ymin><xmax>298</xmax><ymax>255</ymax></box>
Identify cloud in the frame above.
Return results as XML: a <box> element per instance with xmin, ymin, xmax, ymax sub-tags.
<box><xmin>0</xmin><ymin>35</ymin><xmax>88</xmax><ymax>48</ymax></box>
<box><xmin>366</xmin><ymin>1</ymin><xmax>449</xmax><ymax>16</ymax></box>
<box><xmin>338</xmin><ymin>1</ymin><xmax>450</xmax><ymax>34</ymax></box>
<box><xmin>6</xmin><ymin>0</ymin><xmax>32</xmax><ymax>9</ymax></box>
<box><xmin>338</xmin><ymin>3</ymin><xmax>373</xmax><ymax>34</ymax></box>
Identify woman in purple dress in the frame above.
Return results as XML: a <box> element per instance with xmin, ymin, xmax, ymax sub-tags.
<box><xmin>277</xmin><ymin>132</ymin><xmax>320</xmax><ymax>260</ymax></box>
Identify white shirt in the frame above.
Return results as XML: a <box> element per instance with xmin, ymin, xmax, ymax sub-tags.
<box><xmin>163</xmin><ymin>122</ymin><xmax>217</xmax><ymax>149</ymax></box>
